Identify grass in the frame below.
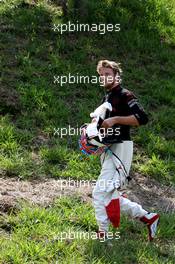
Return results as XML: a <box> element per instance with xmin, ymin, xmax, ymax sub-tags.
<box><xmin>0</xmin><ymin>196</ymin><xmax>175</xmax><ymax>263</ymax></box>
<box><xmin>0</xmin><ymin>0</ymin><xmax>175</xmax><ymax>262</ymax></box>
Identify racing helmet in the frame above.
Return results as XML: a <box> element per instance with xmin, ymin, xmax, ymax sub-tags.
<box><xmin>78</xmin><ymin>120</ymin><xmax>111</xmax><ymax>156</ymax></box>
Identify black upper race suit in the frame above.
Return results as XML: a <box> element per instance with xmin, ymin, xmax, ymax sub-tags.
<box><xmin>98</xmin><ymin>84</ymin><xmax>149</xmax><ymax>144</ymax></box>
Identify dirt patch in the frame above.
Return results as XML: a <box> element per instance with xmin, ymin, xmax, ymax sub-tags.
<box><xmin>0</xmin><ymin>177</ymin><xmax>92</xmax><ymax>213</ymax></box>
<box><xmin>0</xmin><ymin>86</ymin><xmax>20</xmax><ymax>114</ymax></box>
<box><xmin>127</xmin><ymin>173</ymin><xmax>175</xmax><ymax>213</ymax></box>
<box><xmin>0</xmin><ymin>174</ymin><xmax>175</xmax><ymax>214</ymax></box>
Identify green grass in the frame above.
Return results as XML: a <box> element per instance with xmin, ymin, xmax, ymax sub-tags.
<box><xmin>1</xmin><ymin>0</ymin><xmax>175</xmax><ymax>184</ymax></box>
<box><xmin>0</xmin><ymin>196</ymin><xmax>175</xmax><ymax>263</ymax></box>
<box><xmin>0</xmin><ymin>1</ymin><xmax>175</xmax><ymax>262</ymax></box>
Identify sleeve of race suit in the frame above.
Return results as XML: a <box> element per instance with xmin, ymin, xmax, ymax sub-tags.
<box><xmin>125</xmin><ymin>92</ymin><xmax>149</xmax><ymax>125</ymax></box>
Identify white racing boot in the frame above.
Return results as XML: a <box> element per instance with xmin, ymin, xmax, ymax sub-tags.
<box><xmin>140</xmin><ymin>212</ymin><xmax>160</xmax><ymax>241</ymax></box>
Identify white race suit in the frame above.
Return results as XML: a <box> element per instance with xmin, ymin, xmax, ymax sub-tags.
<box><xmin>92</xmin><ymin>140</ymin><xmax>148</xmax><ymax>232</ymax></box>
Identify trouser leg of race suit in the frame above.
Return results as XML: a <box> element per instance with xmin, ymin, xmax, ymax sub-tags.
<box><xmin>92</xmin><ymin>141</ymin><xmax>148</xmax><ymax>232</ymax></box>
<box><xmin>92</xmin><ymin>150</ymin><xmax>117</xmax><ymax>232</ymax></box>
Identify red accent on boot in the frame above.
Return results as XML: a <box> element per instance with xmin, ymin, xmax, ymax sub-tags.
<box><xmin>140</xmin><ymin>214</ymin><xmax>160</xmax><ymax>225</ymax></box>
<box><xmin>140</xmin><ymin>213</ymin><xmax>160</xmax><ymax>241</ymax></box>
<box><xmin>105</xmin><ymin>198</ymin><xmax>120</xmax><ymax>228</ymax></box>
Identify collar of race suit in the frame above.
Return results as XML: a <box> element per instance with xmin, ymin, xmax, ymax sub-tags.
<box><xmin>106</xmin><ymin>84</ymin><xmax>122</xmax><ymax>95</ymax></box>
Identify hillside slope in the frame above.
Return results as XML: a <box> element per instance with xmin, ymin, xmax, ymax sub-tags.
<box><xmin>0</xmin><ymin>0</ymin><xmax>175</xmax><ymax>263</ymax></box>
<box><xmin>1</xmin><ymin>0</ymin><xmax>175</xmax><ymax>184</ymax></box>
